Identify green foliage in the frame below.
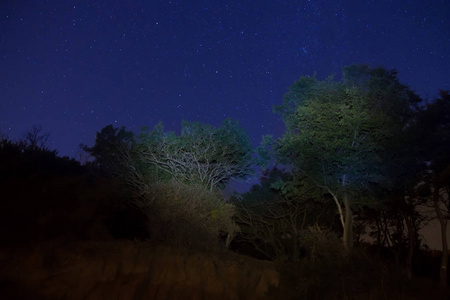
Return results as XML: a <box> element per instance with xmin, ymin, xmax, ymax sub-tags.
<box><xmin>276</xmin><ymin>66</ymin><xmax>421</xmax><ymax>193</ymax></box>
<box><xmin>136</xmin><ymin>118</ymin><xmax>253</xmax><ymax>190</ymax></box>
<box><xmin>254</xmin><ymin>134</ymin><xmax>276</xmax><ymax>170</ymax></box>
<box><xmin>276</xmin><ymin>78</ymin><xmax>396</xmax><ymax>200</ymax></box>
<box><xmin>88</xmin><ymin>119</ymin><xmax>253</xmax><ymax>193</ymax></box>
<box><xmin>274</xmin><ymin>65</ymin><xmax>421</xmax><ymax>251</ymax></box>
<box><xmin>86</xmin><ymin>120</ymin><xmax>248</xmax><ymax>249</ymax></box>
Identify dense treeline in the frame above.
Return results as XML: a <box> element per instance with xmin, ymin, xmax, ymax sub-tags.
<box><xmin>82</xmin><ymin>65</ymin><xmax>449</xmax><ymax>286</ymax></box>
<box><xmin>1</xmin><ymin>64</ymin><xmax>449</xmax><ymax>297</ymax></box>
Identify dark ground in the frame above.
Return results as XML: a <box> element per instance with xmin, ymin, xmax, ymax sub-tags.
<box><xmin>0</xmin><ymin>156</ymin><xmax>449</xmax><ymax>299</ymax></box>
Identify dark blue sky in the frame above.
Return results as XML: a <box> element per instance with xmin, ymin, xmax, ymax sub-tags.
<box><xmin>1</xmin><ymin>1</ymin><xmax>449</xmax><ymax>157</ymax></box>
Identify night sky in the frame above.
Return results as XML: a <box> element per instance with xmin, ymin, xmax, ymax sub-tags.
<box><xmin>1</xmin><ymin>1</ymin><xmax>449</xmax><ymax>158</ymax></box>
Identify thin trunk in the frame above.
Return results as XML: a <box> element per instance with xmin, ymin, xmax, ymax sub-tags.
<box><xmin>225</xmin><ymin>233</ymin><xmax>233</xmax><ymax>248</ymax></box>
<box><xmin>433</xmin><ymin>186</ymin><xmax>448</xmax><ymax>287</ymax></box>
<box><xmin>292</xmin><ymin>226</ymin><xmax>299</xmax><ymax>261</ymax></box>
<box><xmin>405</xmin><ymin>216</ymin><xmax>414</xmax><ymax>280</ymax></box>
<box><xmin>292</xmin><ymin>237</ymin><xmax>298</xmax><ymax>261</ymax></box>
<box><xmin>326</xmin><ymin>184</ymin><xmax>353</xmax><ymax>253</ymax></box>
<box><xmin>343</xmin><ymin>194</ymin><xmax>353</xmax><ymax>253</ymax></box>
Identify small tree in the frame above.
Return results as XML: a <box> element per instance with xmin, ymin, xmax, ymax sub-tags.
<box><xmin>23</xmin><ymin>125</ymin><xmax>50</xmax><ymax>151</ymax></box>
<box><xmin>84</xmin><ymin>125</ymin><xmax>134</xmax><ymax>175</ymax></box>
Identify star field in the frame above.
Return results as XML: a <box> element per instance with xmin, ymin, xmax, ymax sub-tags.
<box><xmin>1</xmin><ymin>1</ymin><xmax>449</xmax><ymax>157</ymax></box>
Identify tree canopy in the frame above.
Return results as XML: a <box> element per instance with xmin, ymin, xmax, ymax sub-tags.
<box><xmin>136</xmin><ymin>118</ymin><xmax>253</xmax><ymax>191</ymax></box>
<box><xmin>274</xmin><ymin>65</ymin><xmax>421</xmax><ymax>251</ymax></box>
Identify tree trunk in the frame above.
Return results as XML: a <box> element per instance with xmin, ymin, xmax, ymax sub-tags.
<box><xmin>329</xmin><ymin>188</ymin><xmax>353</xmax><ymax>254</ymax></box>
<box><xmin>404</xmin><ymin>215</ymin><xmax>414</xmax><ymax>280</ymax></box>
<box><xmin>223</xmin><ymin>232</ymin><xmax>232</xmax><ymax>249</ymax></box>
<box><xmin>433</xmin><ymin>186</ymin><xmax>448</xmax><ymax>287</ymax></box>
<box><xmin>342</xmin><ymin>194</ymin><xmax>353</xmax><ymax>253</ymax></box>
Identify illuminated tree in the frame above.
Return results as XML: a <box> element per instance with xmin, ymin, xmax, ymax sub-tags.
<box><xmin>274</xmin><ymin>65</ymin><xmax>420</xmax><ymax>252</ymax></box>
<box><xmin>136</xmin><ymin>118</ymin><xmax>253</xmax><ymax>191</ymax></box>
<box><xmin>87</xmin><ymin>120</ymin><xmax>251</xmax><ymax>248</ymax></box>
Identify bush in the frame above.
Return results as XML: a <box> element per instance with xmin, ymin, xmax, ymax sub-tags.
<box><xmin>144</xmin><ymin>180</ymin><xmax>239</xmax><ymax>250</ymax></box>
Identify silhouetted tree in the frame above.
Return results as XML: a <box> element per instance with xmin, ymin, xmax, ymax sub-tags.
<box><xmin>83</xmin><ymin>125</ymin><xmax>134</xmax><ymax>175</ymax></box>
<box><xmin>360</xmin><ymin>192</ymin><xmax>426</xmax><ymax>278</ymax></box>
<box><xmin>23</xmin><ymin>125</ymin><xmax>50</xmax><ymax>151</ymax></box>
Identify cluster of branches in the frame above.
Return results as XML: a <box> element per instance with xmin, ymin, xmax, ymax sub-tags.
<box><xmin>1</xmin><ymin>125</ymin><xmax>53</xmax><ymax>154</ymax></box>
<box><xmin>136</xmin><ymin>119</ymin><xmax>253</xmax><ymax>191</ymax></box>
<box><xmin>85</xmin><ymin>119</ymin><xmax>253</xmax><ymax>192</ymax></box>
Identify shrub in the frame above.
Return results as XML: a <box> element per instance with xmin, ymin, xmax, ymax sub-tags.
<box><xmin>144</xmin><ymin>180</ymin><xmax>239</xmax><ymax>250</ymax></box>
